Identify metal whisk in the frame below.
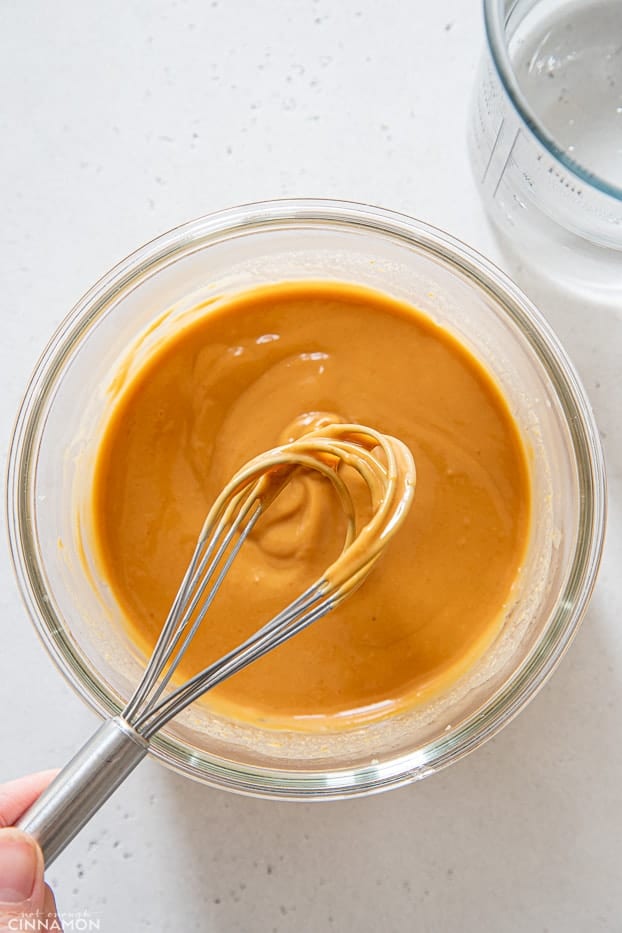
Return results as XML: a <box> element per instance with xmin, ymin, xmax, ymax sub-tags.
<box><xmin>18</xmin><ymin>422</ymin><xmax>415</xmax><ymax>864</ymax></box>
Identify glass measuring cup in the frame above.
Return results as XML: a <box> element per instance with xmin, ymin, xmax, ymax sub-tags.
<box><xmin>469</xmin><ymin>0</ymin><xmax>622</xmax><ymax>299</ymax></box>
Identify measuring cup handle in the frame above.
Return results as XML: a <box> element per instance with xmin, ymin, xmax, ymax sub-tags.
<box><xmin>17</xmin><ymin>716</ymin><xmax>148</xmax><ymax>866</ymax></box>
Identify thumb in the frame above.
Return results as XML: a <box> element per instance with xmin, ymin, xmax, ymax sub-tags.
<box><xmin>0</xmin><ymin>828</ymin><xmax>46</xmax><ymax>917</ymax></box>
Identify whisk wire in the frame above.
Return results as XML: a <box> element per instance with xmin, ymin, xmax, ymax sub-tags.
<box><xmin>135</xmin><ymin>583</ymin><xmax>332</xmax><ymax>736</ymax></box>
<box><xmin>133</xmin><ymin>499</ymin><xmax>265</xmax><ymax>721</ymax></box>
<box><xmin>123</xmin><ymin>488</ymin><xmax>262</xmax><ymax>721</ymax></box>
<box><xmin>127</xmin><ymin>423</ymin><xmax>416</xmax><ymax>738</ymax></box>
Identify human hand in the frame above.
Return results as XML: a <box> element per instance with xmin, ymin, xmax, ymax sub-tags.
<box><xmin>0</xmin><ymin>772</ymin><xmax>60</xmax><ymax>931</ymax></box>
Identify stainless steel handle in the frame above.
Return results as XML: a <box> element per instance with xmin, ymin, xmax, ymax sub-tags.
<box><xmin>17</xmin><ymin>716</ymin><xmax>148</xmax><ymax>866</ymax></box>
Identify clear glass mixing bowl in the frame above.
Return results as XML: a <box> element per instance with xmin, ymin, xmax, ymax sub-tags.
<box><xmin>6</xmin><ymin>199</ymin><xmax>606</xmax><ymax>799</ymax></box>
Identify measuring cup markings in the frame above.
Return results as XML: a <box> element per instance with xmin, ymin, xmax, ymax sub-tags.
<box><xmin>470</xmin><ymin>0</ymin><xmax>622</xmax><ymax>291</ymax></box>
<box><xmin>472</xmin><ymin>54</ymin><xmax>622</xmax><ymax>247</ymax></box>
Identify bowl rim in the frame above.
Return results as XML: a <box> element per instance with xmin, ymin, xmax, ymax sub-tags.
<box><xmin>5</xmin><ymin>197</ymin><xmax>607</xmax><ymax>799</ymax></box>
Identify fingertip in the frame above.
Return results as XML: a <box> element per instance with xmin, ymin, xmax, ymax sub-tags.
<box><xmin>0</xmin><ymin>828</ymin><xmax>46</xmax><ymax>911</ymax></box>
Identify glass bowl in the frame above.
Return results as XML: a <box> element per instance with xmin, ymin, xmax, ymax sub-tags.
<box><xmin>6</xmin><ymin>199</ymin><xmax>606</xmax><ymax>799</ymax></box>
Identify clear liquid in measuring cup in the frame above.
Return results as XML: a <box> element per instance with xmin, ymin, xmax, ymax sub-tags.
<box><xmin>469</xmin><ymin>0</ymin><xmax>622</xmax><ymax>301</ymax></box>
<box><xmin>512</xmin><ymin>0</ymin><xmax>622</xmax><ymax>191</ymax></box>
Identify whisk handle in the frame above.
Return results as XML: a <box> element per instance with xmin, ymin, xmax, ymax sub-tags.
<box><xmin>17</xmin><ymin>716</ymin><xmax>148</xmax><ymax>866</ymax></box>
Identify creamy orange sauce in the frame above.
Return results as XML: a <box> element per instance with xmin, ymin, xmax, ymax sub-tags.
<box><xmin>90</xmin><ymin>281</ymin><xmax>531</xmax><ymax>730</ymax></box>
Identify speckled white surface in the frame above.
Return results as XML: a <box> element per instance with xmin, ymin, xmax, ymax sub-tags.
<box><xmin>1</xmin><ymin>1</ymin><xmax>621</xmax><ymax>930</ymax></box>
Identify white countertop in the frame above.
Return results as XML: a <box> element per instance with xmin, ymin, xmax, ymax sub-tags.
<box><xmin>2</xmin><ymin>1</ymin><xmax>620</xmax><ymax>930</ymax></box>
